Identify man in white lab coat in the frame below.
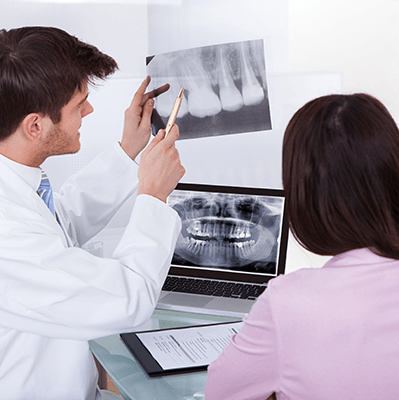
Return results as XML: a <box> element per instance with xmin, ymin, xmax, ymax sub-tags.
<box><xmin>0</xmin><ymin>26</ymin><xmax>185</xmax><ymax>400</ymax></box>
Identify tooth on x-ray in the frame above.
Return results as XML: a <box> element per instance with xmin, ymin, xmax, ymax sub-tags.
<box><xmin>146</xmin><ymin>39</ymin><xmax>271</xmax><ymax>139</ymax></box>
<box><xmin>156</xmin><ymin>79</ymin><xmax>188</xmax><ymax>119</ymax></box>
<box><xmin>179</xmin><ymin>49</ymin><xmax>222</xmax><ymax>118</ymax></box>
<box><xmin>239</xmin><ymin>42</ymin><xmax>265</xmax><ymax>107</ymax></box>
<box><xmin>147</xmin><ymin>54</ymin><xmax>188</xmax><ymax>119</ymax></box>
<box><xmin>171</xmin><ymin>193</ymin><xmax>282</xmax><ymax>268</ymax></box>
<box><xmin>218</xmin><ymin>46</ymin><xmax>244</xmax><ymax>112</ymax></box>
<box><xmin>248</xmin><ymin>40</ymin><xmax>268</xmax><ymax>91</ymax></box>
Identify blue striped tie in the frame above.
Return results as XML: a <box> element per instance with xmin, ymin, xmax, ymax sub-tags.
<box><xmin>37</xmin><ymin>169</ymin><xmax>55</xmax><ymax>215</ymax></box>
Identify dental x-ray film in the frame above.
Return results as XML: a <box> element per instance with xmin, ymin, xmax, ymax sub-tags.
<box><xmin>147</xmin><ymin>39</ymin><xmax>271</xmax><ymax>140</ymax></box>
<box><xmin>167</xmin><ymin>184</ymin><xmax>286</xmax><ymax>278</ymax></box>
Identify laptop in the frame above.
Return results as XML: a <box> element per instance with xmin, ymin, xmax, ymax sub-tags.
<box><xmin>157</xmin><ymin>183</ymin><xmax>289</xmax><ymax>318</ymax></box>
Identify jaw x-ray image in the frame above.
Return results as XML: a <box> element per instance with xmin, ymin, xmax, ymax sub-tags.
<box><xmin>168</xmin><ymin>191</ymin><xmax>284</xmax><ymax>274</ymax></box>
<box><xmin>147</xmin><ymin>39</ymin><xmax>272</xmax><ymax>140</ymax></box>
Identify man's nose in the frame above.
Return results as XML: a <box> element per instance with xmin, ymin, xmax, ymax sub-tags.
<box><xmin>82</xmin><ymin>101</ymin><xmax>94</xmax><ymax>117</ymax></box>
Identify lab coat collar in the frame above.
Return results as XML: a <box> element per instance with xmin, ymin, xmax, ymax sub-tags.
<box><xmin>0</xmin><ymin>153</ymin><xmax>42</xmax><ymax>192</ymax></box>
<box><xmin>0</xmin><ymin>155</ymin><xmax>69</xmax><ymax>247</ymax></box>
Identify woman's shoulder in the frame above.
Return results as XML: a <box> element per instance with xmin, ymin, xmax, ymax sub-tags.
<box><xmin>263</xmin><ymin>247</ymin><xmax>399</xmax><ymax>315</ymax></box>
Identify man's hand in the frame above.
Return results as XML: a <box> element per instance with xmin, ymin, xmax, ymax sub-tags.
<box><xmin>137</xmin><ymin>125</ymin><xmax>185</xmax><ymax>203</ymax></box>
<box><xmin>120</xmin><ymin>76</ymin><xmax>170</xmax><ymax>160</ymax></box>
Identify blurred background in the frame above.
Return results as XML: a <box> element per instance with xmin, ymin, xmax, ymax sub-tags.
<box><xmin>1</xmin><ymin>0</ymin><xmax>398</xmax><ymax>272</ymax></box>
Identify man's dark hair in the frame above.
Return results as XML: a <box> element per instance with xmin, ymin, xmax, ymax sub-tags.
<box><xmin>282</xmin><ymin>93</ymin><xmax>399</xmax><ymax>259</ymax></box>
<box><xmin>0</xmin><ymin>26</ymin><xmax>118</xmax><ymax>140</ymax></box>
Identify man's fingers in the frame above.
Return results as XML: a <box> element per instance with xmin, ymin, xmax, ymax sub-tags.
<box><xmin>144</xmin><ymin>129</ymin><xmax>165</xmax><ymax>153</ymax></box>
<box><xmin>129</xmin><ymin>76</ymin><xmax>151</xmax><ymax>110</ymax></box>
<box><xmin>145</xmin><ymin>125</ymin><xmax>179</xmax><ymax>154</ymax></box>
<box><xmin>128</xmin><ymin>77</ymin><xmax>169</xmax><ymax>116</ymax></box>
<box><xmin>139</xmin><ymin>98</ymin><xmax>154</xmax><ymax>131</ymax></box>
<box><xmin>138</xmin><ymin>75</ymin><xmax>151</xmax><ymax>95</ymax></box>
<box><xmin>146</xmin><ymin>83</ymin><xmax>170</xmax><ymax>99</ymax></box>
<box><xmin>142</xmin><ymin>83</ymin><xmax>170</xmax><ymax>105</ymax></box>
<box><xmin>136</xmin><ymin>76</ymin><xmax>151</xmax><ymax>99</ymax></box>
<box><xmin>162</xmin><ymin>124</ymin><xmax>180</xmax><ymax>146</ymax></box>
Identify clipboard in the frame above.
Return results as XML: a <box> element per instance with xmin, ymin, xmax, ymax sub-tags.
<box><xmin>120</xmin><ymin>320</ymin><xmax>243</xmax><ymax>377</ymax></box>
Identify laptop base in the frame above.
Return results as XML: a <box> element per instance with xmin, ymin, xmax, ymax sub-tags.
<box><xmin>156</xmin><ymin>291</ymin><xmax>256</xmax><ymax>318</ymax></box>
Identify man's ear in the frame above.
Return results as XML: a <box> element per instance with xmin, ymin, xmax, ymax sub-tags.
<box><xmin>21</xmin><ymin>113</ymin><xmax>50</xmax><ymax>141</ymax></box>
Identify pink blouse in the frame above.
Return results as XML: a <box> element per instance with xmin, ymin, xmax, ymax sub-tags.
<box><xmin>205</xmin><ymin>248</ymin><xmax>399</xmax><ymax>400</ymax></box>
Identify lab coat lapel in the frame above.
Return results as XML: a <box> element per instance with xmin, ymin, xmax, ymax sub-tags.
<box><xmin>0</xmin><ymin>160</ymin><xmax>72</xmax><ymax>248</ymax></box>
<box><xmin>32</xmin><ymin>191</ymin><xmax>73</xmax><ymax>247</ymax></box>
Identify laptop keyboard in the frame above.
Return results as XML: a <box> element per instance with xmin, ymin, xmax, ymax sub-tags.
<box><xmin>162</xmin><ymin>276</ymin><xmax>266</xmax><ymax>300</ymax></box>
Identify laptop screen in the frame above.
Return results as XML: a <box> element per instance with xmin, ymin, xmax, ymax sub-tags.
<box><xmin>167</xmin><ymin>183</ymin><xmax>288</xmax><ymax>285</ymax></box>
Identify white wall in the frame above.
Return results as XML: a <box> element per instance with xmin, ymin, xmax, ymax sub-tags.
<box><xmin>0</xmin><ymin>0</ymin><xmax>149</xmax><ymax>181</ymax></box>
<box><xmin>0</xmin><ymin>1</ymin><xmax>148</xmax><ymax>77</ymax></box>
<box><xmin>2</xmin><ymin>0</ymin><xmax>396</xmax><ymax>272</ymax></box>
<box><xmin>289</xmin><ymin>0</ymin><xmax>399</xmax><ymax>123</ymax></box>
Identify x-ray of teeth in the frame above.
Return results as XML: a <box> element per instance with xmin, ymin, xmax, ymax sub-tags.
<box><xmin>146</xmin><ymin>39</ymin><xmax>271</xmax><ymax>140</ymax></box>
<box><xmin>218</xmin><ymin>45</ymin><xmax>243</xmax><ymax>112</ymax></box>
<box><xmin>168</xmin><ymin>191</ymin><xmax>284</xmax><ymax>274</ymax></box>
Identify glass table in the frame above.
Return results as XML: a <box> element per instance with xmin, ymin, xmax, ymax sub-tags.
<box><xmin>90</xmin><ymin>309</ymin><xmax>240</xmax><ymax>400</ymax></box>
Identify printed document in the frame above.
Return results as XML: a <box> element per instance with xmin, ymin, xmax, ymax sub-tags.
<box><xmin>136</xmin><ymin>321</ymin><xmax>244</xmax><ymax>370</ymax></box>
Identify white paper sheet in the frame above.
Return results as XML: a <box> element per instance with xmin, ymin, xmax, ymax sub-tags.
<box><xmin>136</xmin><ymin>322</ymin><xmax>244</xmax><ymax>370</ymax></box>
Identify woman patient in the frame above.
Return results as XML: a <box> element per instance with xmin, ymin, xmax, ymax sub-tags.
<box><xmin>205</xmin><ymin>93</ymin><xmax>399</xmax><ymax>400</ymax></box>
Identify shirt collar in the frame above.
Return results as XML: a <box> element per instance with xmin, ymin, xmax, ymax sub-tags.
<box><xmin>0</xmin><ymin>154</ymin><xmax>42</xmax><ymax>192</ymax></box>
<box><xmin>325</xmin><ymin>248</ymin><xmax>395</xmax><ymax>268</ymax></box>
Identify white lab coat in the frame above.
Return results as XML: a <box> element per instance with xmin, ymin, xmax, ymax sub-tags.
<box><xmin>0</xmin><ymin>143</ymin><xmax>181</xmax><ymax>400</ymax></box>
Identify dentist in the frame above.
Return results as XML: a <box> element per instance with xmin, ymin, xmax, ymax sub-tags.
<box><xmin>0</xmin><ymin>26</ymin><xmax>185</xmax><ymax>400</ymax></box>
